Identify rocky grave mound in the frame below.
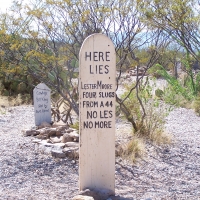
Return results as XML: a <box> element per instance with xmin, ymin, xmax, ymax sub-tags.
<box><xmin>23</xmin><ymin>121</ymin><xmax>79</xmax><ymax>159</ymax></box>
<box><xmin>23</xmin><ymin>121</ymin><xmax>124</xmax><ymax>160</ymax></box>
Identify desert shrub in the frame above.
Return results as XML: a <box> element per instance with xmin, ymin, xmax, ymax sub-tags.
<box><xmin>148</xmin><ymin>64</ymin><xmax>163</xmax><ymax>78</ymax></box>
<box><xmin>141</xmin><ymin>101</ymin><xmax>171</xmax><ymax>143</ymax></box>
<box><xmin>155</xmin><ymin>88</ymin><xmax>164</xmax><ymax>98</ymax></box>
<box><xmin>192</xmin><ymin>96</ymin><xmax>200</xmax><ymax>116</ymax></box>
<box><xmin>134</xmin><ymin>100</ymin><xmax>171</xmax><ymax>143</ymax></box>
<box><xmin>194</xmin><ymin>72</ymin><xmax>200</xmax><ymax>93</ymax></box>
<box><xmin>154</xmin><ymin>64</ymin><xmax>196</xmax><ymax>107</ymax></box>
<box><xmin>0</xmin><ymin>70</ymin><xmax>37</xmax><ymax>97</ymax></box>
<box><xmin>162</xmin><ymin>85</ymin><xmax>185</xmax><ymax>106</ymax></box>
<box><xmin>121</xmin><ymin>80</ymin><xmax>170</xmax><ymax>143</ymax></box>
<box><xmin>17</xmin><ymin>82</ymin><xmax>27</xmax><ymax>93</ymax></box>
<box><xmin>1</xmin><ymin>89</ymin><xmax>9</xmax><ymax>96</ymax></box>
<box><xmin>9</xmin><ymin>94</ymin><xmax>32</xmax><ymax>106</ymax></box>
<box><xmin>70</xmin><ymin>121</ymin><xmax>79</xmax><ymax>130</ymax></box>
<box><xmin>118</xmin><ymin>88</ymin><xmax>171</xmax><ymax>162</ymax></box>
<box><xmin>122</xmin><ymin>137</ymin><xmax>145</xmax><ymax>162</ymax></box>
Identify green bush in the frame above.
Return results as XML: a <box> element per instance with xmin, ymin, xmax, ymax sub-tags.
<box><xmin>70</xmin><ymin>121</ymin><xmax>79</xmax><ymax>130</ymax></box>
<box><xmin>155</xmin><ymin>89</ymin><xmax>164</xmax><ymax>98</ymax></box>
<box><xmin>192</xmin><ymin>96</ymin><xmax>200</xmax><ymax>116</ymax></box>
<box><xmin>148</xmin><ymin>64</ymin><xmax>163</xmax><ymax>78</ymax></box>
<box><xmin>121</xmin><ymin>81</ymin><xmax>169</xmax><ymax>142</ymax></box>
<box><xmin>2</xmin><ymin>89</ymin><xmax>9</xmax><ymax>96</ymax></box>
<box><xmin>0</xmin><ymin>72</ymin><xmax>36</xmax><ymax>97</ymax></box>
<box><xmin>123</xmin><ymin>137</ymin><xmax>145</xmax><ymax>162</ymax></box>
<box><xmin>17</xmin><ymin>82</ymin><xmax>27</xmax><ymax>93</ymax></box>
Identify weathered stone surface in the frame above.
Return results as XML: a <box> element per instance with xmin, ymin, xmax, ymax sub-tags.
<box><xmin>78</xmin><ymin>188</ymin><xmax>113</xmax><ymax>200</ymax></box>
<box><xmin>72</xmin><ymin>195</ymin><xmax>94</xmax><ymax>200</ymax></box>
<box><xmin>66</xmin><ymin>128</ymin><xmax>75</xmax><ymax>133</ymax></box>
<box><xmin>41</xmin><ymin>142</ymin><xmax>67</xmax><ymax>158</ymax></box>
<box><xmin>36</xmin><ymin>134</ymin><xmax>48</xmax><ymax>140</ymax></box>
<box><xmin>23</xmin><ymin>129</ymin><xmax>40</xmax><ymax>136</ymax></box>
<box><xmin>55</xmin><ymin>126</ymin><xmax>66</xmax><ymax>134</ymax></box>
<box><xmin>52</xmin><ymin>121</ymin><xmax>69</xmax><ymax>129</ymax></box>
<box><xmin>63</xmin><ymin>146</ymin><xmax>79</xmax><ymax>159</ymax></box>
<box><xmin>68</xmin><ymin>131</ymin><xmax>79</xmax><ymax>142</ymax></box>
<box><xmin>36</xmin><ymin>128</ymin><xmax>48</xmax><ymax>139</ymax></box>
<box><xmin>46</xmin><ymin>128</ymin><xmax>57</xmax><ymax>137</ymax></box>
<box><xmin>25</xmin><ymin>120</ymin><xmax>80</xmax><ymax>159</ymax></box>
<box><xmin>64</xmin><ymin>142</ymin><xmax>79</xmax><ymax>148</ymax></box>
<box><xmin>32</xmin><ymin>139</ymin><xmax>42</xmax><ymax>143</ymax></box>
<box><xmin>39</xmin><ymin>140</ymin><xmax>65</xmax><ymax>149</ymax></box>
<box><xmin>40</xmin><ymin>140</ymin><xmax>65</xmax><ymax>148</ymax></box>
<box><xmin>38</xmin><ymin>121</ymin><xmax>51</xmax><ymax>129</ymax></box>
<box><xmin>51</xmin><ymin>149</ymin><xmax>66</xmax><ymax>158</ymax></box>
<box><xmin>62</xmin><ymin>133</ymin><xmax>74</xmax><ymax>143</ymax></box>
<box><xmin>50</xmin><ymin>136</ymin><xmax>62</xmax><ymax>143</ymax></box>
<box><xmin>106</xmin><ymin>196</ymin><xmax>132</xmax><ymax>200</ymax></box>
<box><xmin>37</xmin><ymin>127</ymin><xmax>58</xmax><ymax>138</ymax></box>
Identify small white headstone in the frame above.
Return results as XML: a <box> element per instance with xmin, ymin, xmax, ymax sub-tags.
<box><xmin>33</xmin><ymin>83</ymin><xmax>51</xmax><ymax>126</ymax></box>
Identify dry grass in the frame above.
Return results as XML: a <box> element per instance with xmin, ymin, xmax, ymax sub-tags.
<box><xmin>191</xmin><ymin>97</ymin><xmax>200</xmax><ymax>116</ymax></box>
<box><xmin>125</xmin><ymin>137</ymin><xmax>145</xmax><ymax>162</ymax></box>
<box><xmin>118</xmin><ymin>129</ymin><xmax>171</xmax><ymax>163</ymax></box>
<box><xmin>70</xmin><ymin>121</ymin><xmax>79</xmax><ymax>130</ymax></box>
<box><xmin>116</xmin><ymin>100</ymin><xmax>172</xmax><ymax>163</ymax></box>
<box><xmin>0</xmin><ymin>95</ymin><xmax>12</xmax><ymax>107</ymax></box>
<box><xmin>118</xmin><ymin>136</ymin><xmax>145</xmax><ymax>163</ymax></box>
<box><xmin>13</xmin><ymin>94</ymin><xmax>32</xmax><ymax>105</ymax></box>
<box><xmin>0</xmin><ymin>94</ymin><xmax>32</xmax><ymax>107</ymax></box>
<box><xmin>150</xmin><ymin>130</ymin><xmax>171</xmax><ymax>145</ymax></box>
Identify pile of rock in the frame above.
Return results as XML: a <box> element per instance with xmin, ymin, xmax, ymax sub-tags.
<box><xmin>127</xmin><ymin>66</ymin><xmax>147</xmax><ymax>76</ymax></box>
<box><xmin>72</xmin><ymin>188</ymin><xmax>121</xmax><ymax>200</ymax></box>
<box><xmin>23</xmin><ymin>121</ymin><xmax>124</xmax><ymax>160</ymax></box>
<box><xmin>23</xmin><ymin>121</ymin><xmax>79</xmax><ymax>159</ymax></box>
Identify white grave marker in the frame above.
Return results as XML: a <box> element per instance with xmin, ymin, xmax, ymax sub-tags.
<box><xmin>33</xmin><ymin>83</ymin><xmax>51</xmax><ymax>126</ymax></box>
<box><xmin>79</xmin><ymin>34</ymin><xmax>116</xmax><ymax>194</ymax></box>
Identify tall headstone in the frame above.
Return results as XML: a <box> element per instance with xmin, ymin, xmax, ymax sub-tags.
<box><xmin>33</xmin><ymin>83</ymin><xmax>51</xmax><ymax>126</ymax></box>
<box><xmin>79</xmin><ymin>34</ymin><xmax>116</xmax><ymax>194</ymax></box>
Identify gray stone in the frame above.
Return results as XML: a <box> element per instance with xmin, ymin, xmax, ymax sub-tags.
<box><xmin>38</xmin><ymin>121</ymin><xmax>51</xmax><ymax>129</ymax></box>
<box><xmin>51</xmin><ymin>149</ymin><xmax>66</xmax><ymax>158</ymax></box>
<box><xmin>37</xmin><ymin>127</ymin><xmax>58</xmax><ymax>138</ymax></box>
<box><xmin>39</xmin><ymin>140</ymin><xmax>65</xmax><ymax>149</ymax></box>
<box><xmin>32</xmin><ymin>139</ymin><xmax>42</xmax><ymax>143</ymax></box>
<box><xmin>68</xmin><ymin>131</ymin><xmax>79</xmax><ymax>142</ymax></box>
<box><xmin>66</xmin><ymin>128</ymin><xmax>76</xmax><ymax>133</ymax></box>
<box><xmin>78</xmin><ymin>188</ymin><xmax>113</xmax><ymax>200</ymax></box>
<box><xmin>23</xmin><ymin>129</ymin><xmax>40</xmax><ymax>136</ymax></box>
<box><xmin>72</xmin><ymin>195</ymin><xmax>94</xmax><ymax>200</ymax></box>
<box><xmin>62</xmin><ymin>133</ymin><xmax>74</xmax><ymax>143</ymax></box>
<box><xmin>50</xmin><ymin>136</ymin><xmax>62</xmax><ymax>143</ymax></box>
<box><xmin>64</xmin><ymin>142</ymin><xmax>79</xmax><ymax>148</ymax></box>
<box><xmin>52</xmin><ymin>121</ymin><xmax>69</xmax><ymax>129</ymax></box>
<box><xmin>63</xmin><ymin>146</ymin><xmax>79</xmax><ymax>159</ymax></box>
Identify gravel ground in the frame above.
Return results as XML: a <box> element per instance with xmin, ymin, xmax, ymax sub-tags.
<box><xmin>0</xmin><ymin>105</ymin><xmax>200</xmax><ymax>199</ymax></box>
